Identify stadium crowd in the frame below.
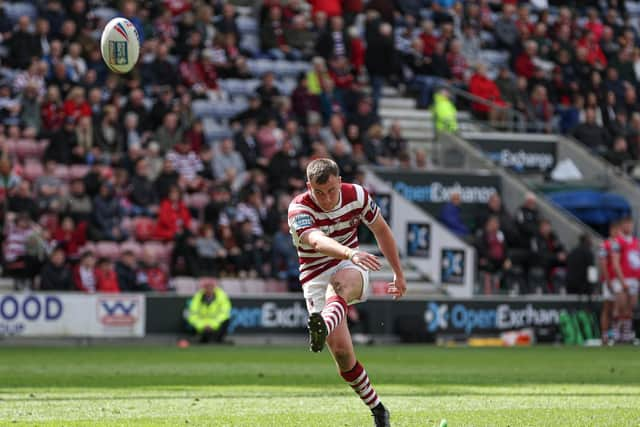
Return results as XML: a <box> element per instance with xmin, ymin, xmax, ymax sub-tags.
<box><xmin>0</xmin><ymin>0</ymin><xmax>634</xmax><ymax>294</ymax></box>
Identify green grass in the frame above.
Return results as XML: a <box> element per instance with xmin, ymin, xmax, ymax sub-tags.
<box><xmin>0</xmin><ymin>345</ymin><xmax>639</xmax><ymax>426</ymax></box>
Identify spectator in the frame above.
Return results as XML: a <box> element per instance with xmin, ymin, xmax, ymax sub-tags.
<box><xmin>516</xmin><ymin>193</ymin><xmax>540</xmax><ymax>245</ymax></box>
<box><xmin>44</xmin><ymin>116</ymin><xmax>78</xmax><ymax>165</ymax></box>
<box><xmin>528</xmin><ymin>219</ymin><xmax>567</xmax><ymax>293</ymax></box>
<box><xmin>95</xmin><ymin>257</ymin><xmax>120</xmax><ymax>293</ymax></box>
<box><xmin>10</xmin><ymin>16</ymin><xmax>41</xmax><ymax>69</ymax></box>
<box><xmin>2</xmin><ymin>212</ymin><xmax>36</xmax><ymax>288</ymax></box>
<box><xmin>475</xmin><ymin>193</ymin><xmax>520</xmax><ymax>247</ymax></box>
<box><xmin>195</xmin><ymin>224</ymin><xmax>227</xmax><ymax>276</ymax></box>
<box><xmin>138</xmin><ymin>248</ymin><xmax>169</xmax><ymax>292</ymax></box>
<box><xmin>155</xmin><ymin>112</ymin><xmax>184</xmax><ymax>155</ymax></box>
<box><xmin>91</xmin><ymin>183</ymin><xmax>126</xmax><ymax>242</ymax></box>
<box><xmin>431</xmin><ymin>89</ymin><xmax>458</xmax><ymax>133</ymax></box>
<box><xmin>475</xmin><ymin>216</ymin><xmax>511</xmax><ymax>295</ymax></box>
<box><xmin>234</xmin><ymin>119</ymin><xmax>267</xmax><ymax>170</ymax></box>
<box><xmin>268</xmin><ymin>139</ymin><xmax>303</xmax><ymax>192</ymax></box>
<box><xmin>154</xmin><ymin>158</ymin><xmax>180</xmax><ymax>200</ymax></box>
<box><xmin>256</xmin><ymin>72</ymin><xmax>281</xmax><ymax>111</ymax></box>
<box><xmin>439</xmin><ymin>191</ymin><xmax>469</xmax><ymax>238</ymax></box>
<box><xmin>382</xmin><ymin>121</ymin><xmax>408</xmax><ymax>159</ymax></box>
<box><xmin>365</xmin><ymin>21</ymin><xmax>395</xmax><ymax>111</ymax></box>
<box><xmin>212</xmin><ymin>137</ymin><xmax>249</xmax><ymax>193</ymax></box>
<box><xmin>167</xmin><ymin>140</ymin><xmax>204</xmax><ymax>192</ymax></box>
<box><xmin>494</xmin><ymin>4</ymin><xmax>518</xmax><ymax>51</ymax></box>
<box><xmin>468</xmin><ymin>63</ymin><xmax>507</xmax><ymax>124</ymax></box>
<box><xmin>571</xmin><ymin>107</ymin><xmax>611</xmax><ymax>154</ymax></box>
<box><xmin>63</xmin><ymin>179</ymin><xmax>92</xmax><ymax>223</ymax></box>
<box><xmin>185</xmin><ymin>277</ymin><xmax>232</xmax><ymax>344</ymax></box>
<box><xmin>7</xmin><ymin>181</ymin><xmax>38</xmax><ymax>220</ymax></box>
<box><xmin>605</xmin><ymin>136</ymin><xmax>633</xmax><ymax>170</ymax></box>
<box><xmin>116</xmin><ymin>250</ymin><xmax>149</xmax><ymax>292</ymax></box>
<box><xmin>235</xmin><ymin>219</ymin><xmax>265</xmax><ymax>277</ymax></box>
<box><xmin>566</xmin><ymin>234</ymin><xmax>595</xmax><ymax>295</ymax></box>
<box><xmin>154</xmin><ymin>185</ymin><xmax>192</xmax><ymax>241</ymax></box>
<box><xmin>34</xmin><ymin>160</ymin><xmax>64</xmax><ymax>212</ymax></box>
<box><xmin>271</xmin><ymin>218</ymin><xmax>300</xmax><ymax>291</ymax></box>
<box><xmin>53</xmin><ymin>216</ymin><xmax>87</xmax><ymax>261</ymax></box>
<box><xmin>40</xmin><ymin>246</ymin><xmax>74</xmax><ymax>291</ymax></box>
<box><xmin>316</xmin><ymin>15</ymin><xmax>350</xmax><ymax>60</ymax></box>
<box><xmin>129</xmin><ymin>158</ymin><xmax>158</xmax><ymax>216</ymax></box>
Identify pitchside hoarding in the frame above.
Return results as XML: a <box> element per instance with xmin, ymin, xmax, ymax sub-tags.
<box><xmin>146</xmin><ymin>295</ymin><xmax>596</xmax><ymax>341</ymax></box>
<box><xmin>0</xmin><ymin>293</ymin><xmax>146</xmax><ymax>337</ymax></box>
<box><xmin>374</xmin><ymin>170</ymin><xmax>501</xmax><ymax>226</ymax></box>
<box><xmin>466</xmin><ymin>136</ymin><xmax>557</xmax><ymax>173</ymax></box>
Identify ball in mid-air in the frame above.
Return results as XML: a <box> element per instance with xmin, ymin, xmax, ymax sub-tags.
<box><xmin>100</xmin><ymin>17</ymin><xmax>140</xmax><ymax>74</ymax></box>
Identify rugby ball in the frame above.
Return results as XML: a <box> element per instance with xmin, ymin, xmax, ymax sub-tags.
<box><xmin>100</xmin><ymin>17</ymin><xmax>140</xmax><ymax>74</ymax></box>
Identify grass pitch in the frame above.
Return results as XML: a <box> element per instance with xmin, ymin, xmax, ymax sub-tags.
<box><xmin>0</xmin><ymin>345</ymin><xmax>639</xmax><ymax>426</ymax></box>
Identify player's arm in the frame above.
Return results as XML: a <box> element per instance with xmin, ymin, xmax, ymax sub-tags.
<box><xmin>301</xmin><ymin>230</ymin><xmax>382</xmax><ymax>271</ymax></box>
<box><xmin>367</xmin><ymin>214</ymin><xmax>407</xmax><ymax>299</ymax></box>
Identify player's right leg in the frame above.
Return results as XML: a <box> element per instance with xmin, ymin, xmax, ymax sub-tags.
<box><xmin>327</xmin><ymin>319</ymin><xmax>390</xmax><ymax>427</ymax></box>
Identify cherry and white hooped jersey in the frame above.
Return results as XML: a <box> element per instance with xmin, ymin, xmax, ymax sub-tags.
<box><xmin>614</xmin><ymin>234</ymin><xmax>640</xmax><ymax>279</ymax></box>
<box><xmin>288</xmin><ymin>183</ymin><xmax>380</xmax><ymax>285</ymax></box>
<box><xmin>597</xmin><ymin>238</ymin><xmax>617</xmax><ymax>281</ymax></box>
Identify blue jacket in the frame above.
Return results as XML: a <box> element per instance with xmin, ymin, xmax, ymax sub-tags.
<box><xmin>439</xmin><ymin>202</ymin><xmax>469</xmax><ymax>237</ymax></box>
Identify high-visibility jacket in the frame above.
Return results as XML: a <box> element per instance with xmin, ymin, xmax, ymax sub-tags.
<box><xmin>187</xmin><ymin>288</ymin><xmax>232</xmax><ymax>333</ymax></box>
<box><xmin>432</xmin><ymin>92</ymin><xmax>458</xmax><ymax>133</ymax></box>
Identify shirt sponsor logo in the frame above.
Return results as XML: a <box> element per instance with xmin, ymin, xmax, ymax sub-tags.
<box><xmin>294</xmin><ymin>214</ymin><xmax>313</xmax><ymax>230</ymax></box>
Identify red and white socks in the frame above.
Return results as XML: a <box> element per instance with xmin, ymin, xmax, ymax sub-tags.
<box><xmin>321</xmin><ymin>295</ymin><xmax>347</xmax><ymax>335</ymax></box>
<box><xmin>340</xmin><ymin>361</ymin><xmax>381</xmax><ymax>409</ymax></box>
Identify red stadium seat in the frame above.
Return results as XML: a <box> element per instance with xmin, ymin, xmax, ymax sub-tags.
<box><xmin>23</xmin><ymin>162</ymin><xmax>44</xmax><ymax>181</ymax></box>
<box><xmin>142</xmin><ymin>241</ymin><xmax>166</xmax><ymax>262</ymax></box>
<box><xmin>186</xmin><ymin>192</ymin><xmax>209</xmax><ymax>210</ymax></box>
<box><xmin>53</xmin><ymin>165</ymin><xmax>70</xmax><ymax>181</ymax></box>
<box><xmin>95</xmin><ymin>241</ymin><xmax>121</xmax><ymax>260</ymax></box>
<box><xmin>69</xmin><ymin>165</ymin><xmax>90</xmax><ymax>180</ymax></box>
<box><xmin>134</xmin><ymin>217</ymin><xmax>155</xmax><ymax>242</ymax></box>
<box><xmin>120</xmin><ymin>240</ymin><xmax>143</xmax><ymax>259</ymax></box>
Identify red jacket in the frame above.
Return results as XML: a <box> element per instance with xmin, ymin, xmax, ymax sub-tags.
<box><xmin>95</xmin><ymin>268</ymin><xmax>120</xmax><ymax>293</ymax></box>
<box><xmin>469</xmin><ymin>73</ymin><xmax>505</xmax><ymax>113</ymax></box>
<box><xmin>309</xmin><ymin>0</ymin><xmax>341</xmax><ymax>17</ymax></box>
<box><xmin>154</xmin><ymin>199</ymin><xmax>192</xmax><ymax>241</ymax></box>
<box><xmin>63</xmin><ymin>99</ymin><xmax>92</xmax><ymax>120</ymax></box>
<box><xmin>350</xmin><ymin>38</ymin><xmax>365</xmax><ymax>74</ymax></box>
<box><xmin>53</xmin><ymin>222</ymin><xmax>87</xmax><ymax>259</ymax></box>
<box><xmin>514</xmin><ymin>53</ymin><xmax>535</xmax><ymax>79</ymax></box>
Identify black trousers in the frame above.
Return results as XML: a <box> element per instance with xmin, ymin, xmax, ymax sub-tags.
<box><xmin>199</xmin><ymin>319</ymin><xmax>230</xmax><ymax>343</ymax></box>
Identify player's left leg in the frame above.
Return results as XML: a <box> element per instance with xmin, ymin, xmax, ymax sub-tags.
<box><xmin>327</xmin><ymin>317</ymin><xmax>390</xmax><ymax>427</ymax></box>
<box><xmin>308</xmin><ymin>267</ymin><xmax>364</xmax><ymax>353</ymax></box>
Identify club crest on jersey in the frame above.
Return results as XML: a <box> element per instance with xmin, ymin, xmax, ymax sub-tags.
<box><xmin>349</xmin><ymin>217</ymin><xmax>360</xmax><ymax>227</ymax></box>
<box><xmin>294</xmin><ymin>214</ymin><xmax>313</xmax><ymax>230</ymax></box>
<box><xmin>108</xmin><ymin>40</ymin><xmax>129</xmax><ymax>65</ymax></box>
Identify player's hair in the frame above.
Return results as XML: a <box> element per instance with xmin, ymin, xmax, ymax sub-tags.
<box><xmin>306</xmin><ymin>158</ymin><xmax>340</xmax><ymax>184</ymax></box>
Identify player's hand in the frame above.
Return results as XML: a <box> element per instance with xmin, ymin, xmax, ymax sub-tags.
<box><xmin>350</xmin><ymin>251</ymin><xmax>382</xmax><ymax>271</ymax></box>
<box><xmin>387</xmin><ymin>274</ymin><xmax>407</xmax><ymax>300</ymax></box>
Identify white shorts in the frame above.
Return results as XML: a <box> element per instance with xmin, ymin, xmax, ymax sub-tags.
<box><xmin>302</xmin><ymin>259</ymin><xmax>370</xmax><ymax>314</ymax></box>
<box><xmin>602</xmin><ymin>282</ymin><xmax>615</xmax><ymax>301</ymax></box>
<box><xmin>611</xmin><ymin>279</ymin><xmax>639</xmax><ymax>295</ymax></box>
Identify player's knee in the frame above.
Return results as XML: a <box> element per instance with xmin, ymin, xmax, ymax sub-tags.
<box><xmin>330</xmin><ymin>270</ymin><xmax>363</xmax><ymax>302</ymax></box>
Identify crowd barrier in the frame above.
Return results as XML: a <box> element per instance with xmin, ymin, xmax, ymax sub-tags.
<box><xmin>1</xmin><ymin>293</ymin><xmax>602</xmax><ymax>343</ymax></box>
